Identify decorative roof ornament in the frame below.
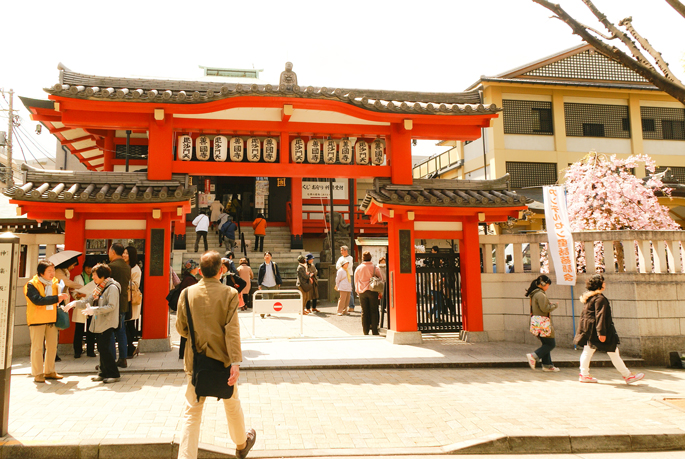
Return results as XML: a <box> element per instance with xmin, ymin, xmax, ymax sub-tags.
<box><xmin>279</xmin><ymin>62</ymin><xmax>298</xmax><ymax>91</ymax></box>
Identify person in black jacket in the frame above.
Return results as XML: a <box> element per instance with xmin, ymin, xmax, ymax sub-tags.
<box><xmin>575</xmin><ymin>274</ymin><xmax>645</xmax><ymax>385</ymax></box>
<box><xmin>108</xmin><ymin>243</ymin><xmax>131</xmax><ymax>369</ymax></box>
<box><xmin>257</xmin><ymin>252</ymin><xmax>281</xmax><ymax>318</ymax></box>
<box><xmin>222</xmin><ymin>258</ymin><xmax>248</xmax><ymax>310</ymax></box>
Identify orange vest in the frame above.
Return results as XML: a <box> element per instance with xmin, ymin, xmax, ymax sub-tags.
<box><xmin>24</xmin><ymin>275</ymin><xmax>59</xmax><ymax>326</ymax></box>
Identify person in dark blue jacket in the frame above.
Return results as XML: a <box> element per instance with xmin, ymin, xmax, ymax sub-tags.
<box><xmin>257</xmin><ymin>252</ymin><xmax>282</xmax><ymax>318</ymax></box>
<box><xmin>220</xmin><ymin>216</ymin><xmax>238</xmax><ymax>249</ymax></box>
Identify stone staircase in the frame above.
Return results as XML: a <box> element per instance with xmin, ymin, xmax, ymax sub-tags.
<box><xmin>176</xmin><ymin>224</ymin><xmax>307</xmax><ymax>288</ymax></box>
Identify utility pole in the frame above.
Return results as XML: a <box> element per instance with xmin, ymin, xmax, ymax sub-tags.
<box><xmin>1</xmin><ymin>89</ymin><xmax>13</xmax><ymax>186</ymax></box>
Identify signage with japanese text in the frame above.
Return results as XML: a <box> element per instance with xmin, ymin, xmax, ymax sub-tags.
<box><xmin>196</xmin><ymin>136</ymin><xmax>210</xmax><ymax>161</ymax></box>
<box><xmin>307</xmin><ymin>139</ymin><xmax>321</xmax><ymax>163</ymax></box>
<box><xmin>543</xmin><ymin>186</ymin><xmax>576</xmax><ymax>286</ymax></box>
<box><xmin>339</xmin><ymin>139</ymin><xmax>352</xmax><ymax>164</ymax></box>
<box><xmin>178</xmin><ymin>135</ymin><xmax>192</xmax><ymax>161</ymax></box>
<box><xmin>230</xmin><ymin>137</ymin><xmax>244</xmax><ymax>161</ymax></box>
<box><xmin>291</xmin><ymin>138</ymin><xmax>305</xmax><ymax>163</ymax></box>
<box><xmin>213</xmin><ymin>135</ymin><xmax>227</xmax><ymax>162</ymax></box>
<box><xmin>355</xmin><ymin>140</ymin><xmax>369</xmax><ymax>165</ymax></box>
<box><xmin>263</xmin><ymin>138</ymin><xmax>277</xmax><ymax>162</ymax></box>
<box><xmin>324</xmin><ymin>139</ymin><xmax>337</xmax><ymax>164</ymax></box>
<box><xmin>302</xmin><ymin>180</ymin><xmax>347</xmax><ymax>199</ymax></box>
<box><xmin>371</xmin><ymin>139</ymin><xmax>385</xmax><ymax>165</ymax></box>
<box><xmin>248</xmin><ymin>138</ymin><xmax>261</xmax><ymax>162</ymax></box>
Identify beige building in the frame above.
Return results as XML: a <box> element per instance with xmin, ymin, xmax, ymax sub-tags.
<box><xmin>414</xmin><ymin>44</ymin><xmax>685</xmax><ymax>229</ymax></box>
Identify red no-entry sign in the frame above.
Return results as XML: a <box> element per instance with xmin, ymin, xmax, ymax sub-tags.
<box><xmin>273</xmin><ymin>302</ymin><xmax>283</xmax><ymax>312</ymax></box>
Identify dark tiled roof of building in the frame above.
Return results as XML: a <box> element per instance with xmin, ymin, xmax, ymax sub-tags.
<box><xmin>360</xmin><ymin>176</ymin><xmax>531</xmax><ymax>211</ymax></box>
<box><xmin>44</xmin><ymin>68</ymin><xmax>500</xmax><ymax>116</ymax></box>
<box><xmin>3</xmin><ymin>164</ymin><xmax>195</xmax><ymax>204</ymax></box>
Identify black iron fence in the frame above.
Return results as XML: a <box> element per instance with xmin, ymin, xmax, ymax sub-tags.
<box><xmin>415</xmin><ymin>252</ymin><xmax>462</xmax><ymax>332</ymax></box>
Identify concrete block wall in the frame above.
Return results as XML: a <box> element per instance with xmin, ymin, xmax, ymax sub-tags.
<box><xmin>481</xmin><ymin>272</ymin><xmax>685</xmax><ymax>365</ymax></box>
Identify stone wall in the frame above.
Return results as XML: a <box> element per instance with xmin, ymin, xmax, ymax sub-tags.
<box><xmin>481</xmin><ymin>273</ymin><xmax>685</xmax><ymax>366</ymax></box>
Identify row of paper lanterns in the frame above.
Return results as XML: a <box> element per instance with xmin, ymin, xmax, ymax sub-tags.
<box><xmin>177</xmin><ymin>135</ymin><xmax>385</xmax><ymax>165</ymax></box>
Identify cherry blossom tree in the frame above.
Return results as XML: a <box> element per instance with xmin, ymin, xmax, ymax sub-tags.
<box><xmin>564</xmin><ymin>151</ymin><xmax>679</xmax><ymax>231</ymax></box>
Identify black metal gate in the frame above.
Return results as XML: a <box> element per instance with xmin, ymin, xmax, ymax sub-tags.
<box><xmin>415</xmin><ymin>252</ymin><xmax>462</xmax><ymax>332</ymax></box>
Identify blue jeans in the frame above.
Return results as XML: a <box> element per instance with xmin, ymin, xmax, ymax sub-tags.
<box><xmin>349</xmin><ymin>274</ymin><xmax>355</xmax><ymax>309</ymax></box>
<box><xmin>110</xmin><ymin>313</ymin><xmax>127</xmax><ymax>360</ymax></box>
<box><xmin>534</xmin><ymin>337</ymin><xmax>556</xmax><ymax>366</ymax></box>
<box><xmin>430</xmin><ymin>289</ymin><xmax>444</xmax><ymax>319</ymax></box>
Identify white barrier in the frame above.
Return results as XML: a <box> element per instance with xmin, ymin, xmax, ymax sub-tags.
<box><xmin>251</xmin><ymin>289</ymin><xmax>304</xmax><ymax>337</ymax></box>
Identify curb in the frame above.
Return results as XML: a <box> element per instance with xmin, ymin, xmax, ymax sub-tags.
<box><xmin>10</xmin><ymin>358</ymin><xmax>645</xmax><ymax>377</ymax></box>
<box><xmin>2</xmin><ymin>431</ymin><xmax>684</xmax><ymax>458</ymax></box>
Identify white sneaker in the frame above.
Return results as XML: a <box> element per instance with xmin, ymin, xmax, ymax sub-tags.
<box><xmin>542</xmin><ymin>366</ymin><xmax>560</xmax><ymax>372</ymax></box>
<box><xmin>624</xmin><ymin>373</ymin><xmax>645</xmax><ymax>385</ymax></box>
<box><xmin>526</xmin><ymin>353</ymin><xmax>537</xmax><ymax>370</ymax></box>
<box><xmin>579</xmin><ymin>374</ymin><xmax>598</xmax><ymax>383</ymax></box>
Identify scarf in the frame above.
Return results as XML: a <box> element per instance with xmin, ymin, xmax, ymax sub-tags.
<box><xmin>38</xmin><ymin>275</ymin><xmax>54</xmax><ymax>288</ymax></box>
<box><xmin>93</xmin><ymin>278</ymin><xmax>114</xmax><ymax>302</ymax></box>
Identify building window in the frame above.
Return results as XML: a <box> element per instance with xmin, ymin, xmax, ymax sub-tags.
<box><xmin>640</xmin><ymin>106</ymin><xmax>685</xmax><ymax>140</ymax></box>
<box><xmin>564</xmin><ymin>102</ymin><xmax>630</xmax><ymax>138</ymax></box>
<box><xmin>655</xmin><ymin>166</ymin><xmax>685</xmax><ymax>183</ymax></box>
<box><xmin>582</xmin><ymin>123</ymin><xmax>605</xmax><ymax>137</ymax></box>
<box><xmin>502</xmin><ymin>100</ymin><xmax>554</xmax><ymax>135</ymax></box>
<box><xmin>506</xmin><ymin>162</ymin><xmax>557</xmax><ymax>189</ymax></box>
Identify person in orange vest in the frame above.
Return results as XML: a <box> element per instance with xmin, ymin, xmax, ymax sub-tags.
<box><xmin>252</xmin><ymin>213</ymin><xmax>267</xmax><ymax>253</ymax></box>
<box><xmin>24</xmin><ymin>260</ymin><xmax>70</xmax><ymax>383</ymax></box>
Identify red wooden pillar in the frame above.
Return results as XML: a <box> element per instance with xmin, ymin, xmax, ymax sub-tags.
<box><xmin>141</xmin><ymin>211</ymin><xmax>172</xmax><ymax>342</ymax></box>
<box><xmin>103</xmin><ymin>132</ymin><xmax>115</xmax><ymax>171</ymax></box>
<box><xmin>387</xmin><ymin>217</ymin><xmax>418</xmax><ymax>333</ymax></box>
<box><xmin>60</xmin><ymin>214</ymin><xmax>86</xmax><ymax>344</ymax></box>
<box><xmin>147</xmin><ymin>115</ymin><xmax>173</xmax><ymax>180</ymax></box>
<box><xmin>389</xmin><ymin>124</ymin><xmax>413</xmax><ymax>185</ymax></box>
<box><xmin>460</xmin><ymin>218</ymin><xmax>484</xmax><ymax>332</ymax></box>
<box><xmin>290</xmin><ymin>177</ymin><xmax>303</xmax><ymax>249</ymax></box>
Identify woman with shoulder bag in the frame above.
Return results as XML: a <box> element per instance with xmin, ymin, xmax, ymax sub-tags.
<box><xmin>296</xmin><ymin>255</ymin><xmax>313</xmax><ymax>314</ymax></box>
<box><xmin>124</xmin><ymin>246</ymin><xmax>142</xmax><ymax>358</ymax></box>
<box><xmin>525</xmin><ymin>275</ymin><xmax>560</xmax><ymax>372</ymax></box>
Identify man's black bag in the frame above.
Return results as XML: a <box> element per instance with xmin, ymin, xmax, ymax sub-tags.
<box><xmin>166</xmin><ymin>285</ymin><xmax>182</xmax><ymax>312</ymax></box>
<box><xmin>183</xmin><ymin>290</ymin><xmax>235</xmax><ymax>401</ymax></box>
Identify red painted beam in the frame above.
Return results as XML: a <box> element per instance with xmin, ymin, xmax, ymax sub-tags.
<box><xmin>171</xmin><ymin>161</ymin><xmax>391</xmax><ymax>179</ymax></box>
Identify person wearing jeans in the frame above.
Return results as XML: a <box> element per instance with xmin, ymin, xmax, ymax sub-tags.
<box><xmin>193</xmin><ymin>212</ymin><xmax>210</xmax><ymax>253</ymax></box>
<box><xmin>107</xmin><ymin>243</ymin><xmax>131</xmax><ymax>368</ymax></box>
<box><xmin>574</xmin><ymin>274</ymin><xmax>645</xmax><ymax>384</ymax></box>
<box><xmin>525</xmin><ymin>275</ymin><xmax>559</xmax><ymax>372</ymax></box>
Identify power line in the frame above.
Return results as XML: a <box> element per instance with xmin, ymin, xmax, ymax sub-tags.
<box><xmin>13</xmin><ymin>129</ymin><xmax>48</xmax><ymax>169</ymax></box>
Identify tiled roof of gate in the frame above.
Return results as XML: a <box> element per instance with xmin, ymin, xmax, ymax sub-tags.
<box><xmin>360</xmin><ymin>176</ymin><xmax>531</xmax><ymax>211</ymax></box>
<box><xmin>44</xmin><ymin>68</ymin><xmax>500</xmax><ymax>116</ymax></box>
<box><xmin>3</xmin><ymin>164</ymin><xmax>195</xmax><ymax>204</ymax></box>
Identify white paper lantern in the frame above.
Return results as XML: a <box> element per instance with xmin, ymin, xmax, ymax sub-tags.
<box><xmin>196</xmin><ymin>136</ymin><xmax>210</xmax><ymax>161</ymax></box>
<box><xmin>371</xmin><ymin>139</ymin><xmax>385</xmax><ymax>165</ymax></box>
<box><xmin>307</xmin><ymin>139</ymin><xmax>321</xmax><ymax>163</ymax></box>
<box><xmin>263</xmin><ymin>138</ymin><xmax>277</xmax><ymax>163</ymax></box>
<box><xmin>291</xmin><ymin>138</ymin><xmax>305</xmax><ymax>163</ymax></box>
<box><xmin>213</xmin><ymin>136</ymin><xmax>227</xmax><ymax>162</ymax></box>
<box><xmin>178</xmin><ymin>135</ymin><xmax>192</xmax><ymax>161</ymax></box>
<box><xmin>230</xmin><ymin>137</ymin><xmax>244</xmax><ymax>161</ymax></box>
<box><xmin>323</xmin><ymin>139</ymin><xmax>337</xmax><ymax>164</ymax></box>
<box><xmin>355</xmin><ymin>140</ymin><xmax>369</xmax><ymax>165</ymax></box>
<box><xmin>339</xmin><ymin>139</ymin><xmax>352</xmax><ymax>164</ymax></box>
<box><xmin>247</xmin><ymin>138</ymin><xmax>261</xmax><ymax>162</ymax></box>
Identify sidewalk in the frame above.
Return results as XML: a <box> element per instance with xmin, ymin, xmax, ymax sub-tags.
<box><xmin>5</xmin><ymin>306</ymin><xmax>685</xmax><ymax>458</ymax></box>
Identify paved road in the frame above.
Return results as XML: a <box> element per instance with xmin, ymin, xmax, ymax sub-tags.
<box><xmin>8</xmin><ymin>365</ymin><xmax>685</xmax><ymax>454</ymax></box>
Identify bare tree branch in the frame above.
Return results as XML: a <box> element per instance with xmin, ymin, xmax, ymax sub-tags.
<box><xmin>580</xmin><ymin>0</ymin><xmax>656</xmax><ymax>70</ymax></box>
<box><xmin>665</xmin><ymin>0</ymin><xmax>685</xmax><ymax>19</ymax></box>
<box><xmin>532</xmin><ymin>0</ymin><xmax>685</xmax><ymax>105</ymax></box>
<box><xmin>618</xmin><ymin>16</ymin><xmax>684</xmax><ymax>85</ymax></box>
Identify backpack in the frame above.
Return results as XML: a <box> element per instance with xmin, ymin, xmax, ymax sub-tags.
<box><xmin>166</xmin><ymin>285</ymin><xmax>182</xmax><ymax>312</ymax></box>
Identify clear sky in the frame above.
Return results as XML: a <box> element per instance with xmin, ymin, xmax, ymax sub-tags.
<box><xmin>1</xmin><ymin>0</ymin><xmax>683</xmax><ymax>164</ymax></box>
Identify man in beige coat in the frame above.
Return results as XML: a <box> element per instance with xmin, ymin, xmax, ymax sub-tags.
<box><xmin>176</xmin><ymin>251</ymin><xmax>256</xmax><ymax>459</ymax></box>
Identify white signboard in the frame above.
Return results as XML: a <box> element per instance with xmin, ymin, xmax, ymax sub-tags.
<box><xmin>291</xmin><ymin>138</ymin><xmax>305</xmax><ymax>163</ymax></box>
<box><xmin>196</xmin><ymin>136</ymin><xmax>211</xmax><ymax>161</ymax></box>
<box><xmin>324</xmin><ymin>139</ymin><xmax>337</xmax><ymax>164</ymax></box>
<box><xmin>230</xmin><ymin>137</ymin><xmax>244</xmax><ymax>161</ymax></box>
<box><xmin>307</xmin><ymin>139</ymin><xmax>321</xmax><ymax>163</ymax></box>
<box><xmin>213</xmin><ymin>136</ymin><xmax>227</xmax><ymax>161</ymax></box>
<box><xmin>355</xmin><ymin>140</ymin><xmax>369</xmax><ymax>165</ymax></box>
<box><xmin>263</xmin><ymin>138</ymin><xmax>277</xmax><ymax>162</ymax></box>
<box><xmin>543</xmin><ymin>186</ymin><xmax>577</xmax><ymax>286</ymax></box>
<box><xmin>302</xmin><ymin>179</ymin><xmax>347</xmax><ymax>199</ymax></box>
<box><xmin>371</xmin><ymin>139</ymin><xmax>385</xmax><ymax>165</ymax></box>
<box><xmin>339</xmin><ymin>139</ymin><xmax>352</xmax><ymax>164</ymax></box>
<box><xmin>0</xmin><ymin>242</ymin><xmax>13</xmax><ymax>368</ymax></box>
<box><xmin>248</xmin><ymin>138</ymin><xmax>261</xmax><ymax>162</ymax></box>
<box><xmin>178</xmin><ymin>135</ymin><xmax>192</xmax><ymax>161</ymax></box>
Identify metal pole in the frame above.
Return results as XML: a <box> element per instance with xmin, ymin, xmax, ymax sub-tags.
<box><xmin>349</xmin><ymin>178</ymin><xmax>355</xmax><ymax>263</ymax></box>
<box><xmin>125</xmin><ymin>130</ymin><xmax>131</xmax><ymax>172</ymax></box>
<box><xmin>329</xmin><ymin>178</ymin><xmax>335</xmax><ymax>262</ymax></box>
<box><xmin>6</xmin><ymin>90</ymin><xmax>14</xmax><ymax>186</ymax></box>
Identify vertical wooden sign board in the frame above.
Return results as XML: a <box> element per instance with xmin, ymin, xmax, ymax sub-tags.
<box><xmin>399</xmin><ymin>230</ymin><xmax>412</xmax><ymax>274</ymax></box>
<box><xmin>149</xmin><ymin>229</ymin><xmax>165</xmax><ymax>277</ymax></box>
<box><xmin>0</xmin><ymin>236</ymin><xmax>19</xmax><ymax>436</ymax></box>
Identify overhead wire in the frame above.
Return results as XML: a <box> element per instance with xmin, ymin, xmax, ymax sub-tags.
<box><xmin>13</xmin><ymin>129</ymin><xmax>46</xmax><ymax>168</ymax></box>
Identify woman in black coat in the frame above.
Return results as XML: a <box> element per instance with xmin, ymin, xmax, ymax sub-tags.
<box><xmin>574</xmin><ymin>274</ymin><xmax>644</xmax><ymax>385</ymax></box>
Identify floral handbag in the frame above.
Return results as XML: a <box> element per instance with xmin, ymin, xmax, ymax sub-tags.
<box><xmin>529</xmin><ymin>297</ymin><xmax>552</xmax><ymax>337</ymax></box>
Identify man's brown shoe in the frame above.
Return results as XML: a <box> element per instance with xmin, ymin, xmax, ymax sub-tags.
<box><xmin>34</xmin><ymin>374</ymin><xmax>45</xmax><ymax>383</ymax></box>
<box><xmin>44</xmin><ymin>372</ymin><xmax>64</xmax><ymax>380</ymax></box>
<box><xmin>236</xmin><ymin>428</ymin><xmax>256</xmax><ymax>459</ymax></box>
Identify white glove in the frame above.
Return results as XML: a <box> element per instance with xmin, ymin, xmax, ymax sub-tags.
<box><xmin>82</xmin><ymin>304</ymin><xmax>95</xmax><ymax>316</ymax></box>
<box><xmin>63</xmin><ymin>301</ymin><xmax>78</xmax><ymax>312</ymax></box>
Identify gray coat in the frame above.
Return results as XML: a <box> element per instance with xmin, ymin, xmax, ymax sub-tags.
<box><xmin>529</xmin><ymin>288</ymin><xmax>558</xmax><ymax>338</ymax></box>
<box><xmin>74</xmin><ymin>280</ymin><xmax>121</xmax><ymax>334</ymax></box>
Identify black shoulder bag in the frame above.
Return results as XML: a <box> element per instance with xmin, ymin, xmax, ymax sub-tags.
<box><xmin>184</xmin><ymin>291</ymin><xmax>236</xmax><ymax>401</ymax></box>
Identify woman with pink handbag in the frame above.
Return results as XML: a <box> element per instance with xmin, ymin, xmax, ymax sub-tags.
<box><xmin>525</xmin><ymin>275</ymin><xmax>560</xmax><ymax>372</ymax></box>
